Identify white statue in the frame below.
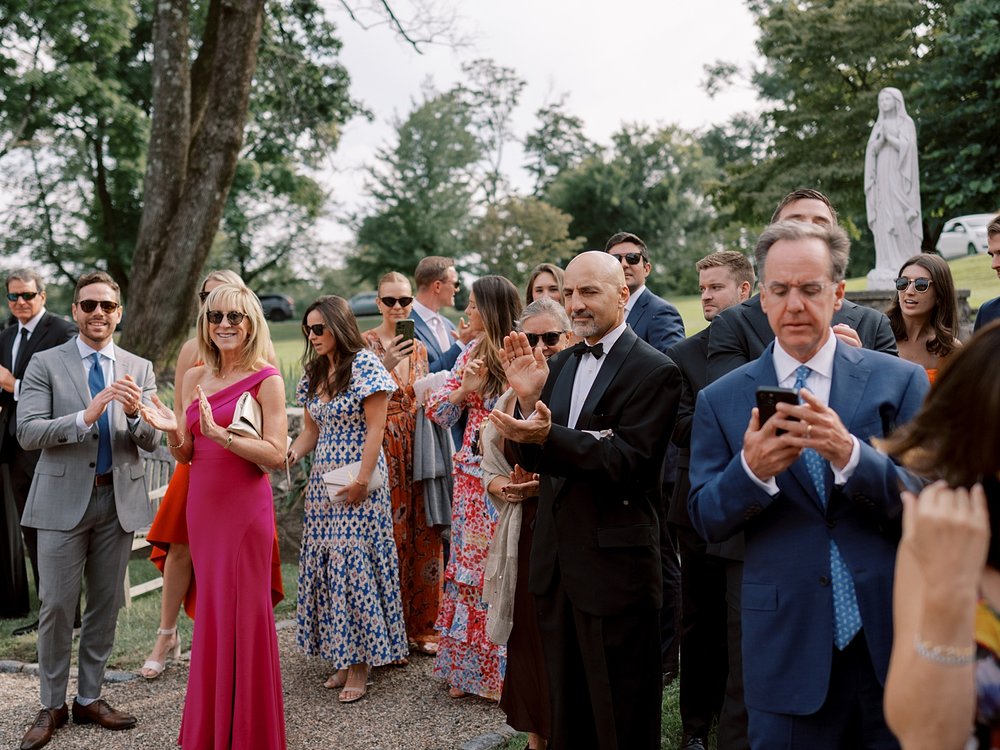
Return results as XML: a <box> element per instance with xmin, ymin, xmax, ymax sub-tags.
<box><xmin>865</xmin><ymin>87</ymin><xmax>923</xmax><ymax>289</ymax></box>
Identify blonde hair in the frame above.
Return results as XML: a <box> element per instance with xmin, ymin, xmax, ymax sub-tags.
<box><xmin>378</xmin><ymin>271</ymin><xmax>411</xmax><ymax>293</ymax></box>
<box><xmin>197</xmin><ymin>283</ymin><xmax>272</xmax><ymax>374</ymax></box>
<box><xmin>201</xmin><ymin>269</ymin><xmax>244</xmax><ymax>294</ymax></box>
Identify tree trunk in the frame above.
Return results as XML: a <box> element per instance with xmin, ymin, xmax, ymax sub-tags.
<box><xmin>122</xmin><ymin>0</ymin><xmax>265</xmax><ymax>372</ymax></box>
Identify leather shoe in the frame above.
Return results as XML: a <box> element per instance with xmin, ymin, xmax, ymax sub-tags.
<box><xmin>71</xmin><ymin>699</ymin><xmax>137</xmax><ymax>730</ymax></box>
<box><xmin>19</xmin><ymin>705</ymin><xmax>67</xmax><ymax>750</ymax></box>
<box><xmin>680</xmin><ymin>737</ymin><xmax>707</xmax><ymax>750</ymax></box>
<box><xmin>12</xmin><ymin>619</ymin><xmax>39</xmax><ymax>636</ymax></box>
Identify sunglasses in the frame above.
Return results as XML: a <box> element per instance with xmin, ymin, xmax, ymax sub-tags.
<box><xmin>205</xmin><ymin>310</ymin><xmax>246</xmax><ymax>325</ymax></box>
<box><xmin>302</xmin><ymin>323</ymin><xmax>326</xmax><ymax>337</ymax></box>
<box><xmin>609</xmin><ymin>251</ymin><xmax>645</xmax><ymax>265</ymax></box>
<box><xmin>7</xmin><ymin>291</ymin><xmax>39</xmax><ymax>302</ymax></box>
<box><xmin>894</xmin><ymin>277</ymin><xmax>932</xmax><ymax>293</ymax></box>
<box><xmin>525</xmin><ymin>331</ymin><xmax>564</xmax><ymax>348</ymax></box>
<box><xmin>78</xmin><ymin>299</ymin><xmax>120</xmax><ymax>313</ymax></box>
<box><xmin>379</xmin><ymin>296</ymin><xmax>414</xmax><ymax>308</ymax></box>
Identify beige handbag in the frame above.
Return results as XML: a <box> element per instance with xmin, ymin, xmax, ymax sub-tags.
<box><xmin>322</xmin><ymin>461</ymin><xmax>385</xmax><ymax>502</ymax></box>
<box><xmin>228</xmin><ymin>391</ymin><xmax>290</xmax><ymax>483</ymax></box>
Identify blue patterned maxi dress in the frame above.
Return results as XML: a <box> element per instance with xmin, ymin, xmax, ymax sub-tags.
<box><xmin>295</xmin><ymin>349</ymin><xmax>409</xmax><ymax>668</ymax></box>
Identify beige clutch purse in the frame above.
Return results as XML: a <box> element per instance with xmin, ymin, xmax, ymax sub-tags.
<box><xmin>228</xmin><ymin>391</ymin><xmax>290</xmax><ymax>482</ymax></box>
<box><xmin>322</xmin><ymin>462</ymin><xmax>385</xmax><ymax>501</ymax></box>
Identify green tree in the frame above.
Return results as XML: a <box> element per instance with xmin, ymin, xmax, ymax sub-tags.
<box><xmin>523</xmin><ymin>96</ymin><xmax>600</xmax><ymax>195</ymax></box>
<box><xmin>545</xmin><ymin>123</ymin><xmax>718</xmax><ymax>295</ymax></box>
<box><xmin>349</xmin><ymin>89</ymin><xmax>481</xmax><ymax>284</ymax></box>
<box><xmin>464</xmin><ymin>196</ymin><xmax>585</xmax><ymax>282</ymax></box>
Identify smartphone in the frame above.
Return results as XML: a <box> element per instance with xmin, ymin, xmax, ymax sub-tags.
<box><xmin>755</xmin><ymin>386</ymin><xmax>799</xmax><ymax>435</ymax></box>
<box><xmin>394</xmin><ymin>319</ymin><xmax>415</xmax><ymax>343</ymax></box>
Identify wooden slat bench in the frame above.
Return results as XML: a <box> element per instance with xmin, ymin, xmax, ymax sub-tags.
<box><xmin>123</xmin><ymin>445</ymin><xmax>176</xmax><ymax>607</ymax></box>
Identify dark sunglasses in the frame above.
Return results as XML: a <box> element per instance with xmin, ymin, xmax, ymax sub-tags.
<box><xmin>525</xmin><ymin>331</ymin><xmax>564</xmax><ymax>347</ymax></box>
<box><xmin>302</xmin><ymin>323</ymin><xmax>326</xmax><ymax>337</ymax></box>
<box><xmin>206</xmin><ymin>310</ymin><xmax>246</xmax><ymax>325</ymax></box>
<box><xmin>609</xmin><ymin>251</ymin><xmax>645</xmax><ymax>265</ymax></box>
<box><xmin>7</xmin><ymin>291</ymin><xmax>39</xmax><ymax>302</ymax></box>
<box><xmin>78</xmin><ymin>299</ymin><xmax>120</xmax><ymax>313</ymax></box>
<box><xmin>198</xmin><ymin>291</ymin><xmax>210</xmax><ymax>303</ymax></box>
<box><xmin>894</xmin><ymin>277</ymin><xmax>932</xmax><ymax>293</ymax></box>
<box><xmin>379</xmin><ymin>296</ymin><xmax>414</xmax><ymax>308</ymax></box>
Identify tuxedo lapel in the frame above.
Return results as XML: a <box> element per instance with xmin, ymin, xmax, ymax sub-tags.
<box><xmin>548</xmin><ymin>352</ymin><xmax>578</xmax><ymax>429</ymax></box>
<box><xmin>576</xmin><ymin>329</ymin><xmax>636</xmax><ymax>429</ymax></box>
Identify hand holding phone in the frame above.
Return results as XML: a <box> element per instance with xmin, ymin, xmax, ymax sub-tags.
<box><xmin>755</xmin><ymin>386</ymin><xmax>799</xmax><ymax>435</ymax></box>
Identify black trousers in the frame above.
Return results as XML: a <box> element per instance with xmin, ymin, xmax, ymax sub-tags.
<box><xmin>718</xmin><ymin>560</ymin><xmax>750</xmax><ymax>750</ymax></box>
<box><xmin>675</xmin><ymin>524</ymin><xmax>728</xmax><ymax>742</ymax></box>
<box><xmin>1</xmin><ymin>451</ymin><xmax>38</xmax><ymax>617</ymax></box>
<box><xmin>535</xmin><ymin>571</ymin><xmax>662</xmax><ymax>750</ymax></box>
<box><xmin>660</xmin><ymin>482</ymin><xmax>681</xmax><ymax>676</ymax></box>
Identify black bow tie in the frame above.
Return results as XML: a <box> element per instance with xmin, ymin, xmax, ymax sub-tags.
<box><xmin>574</xmin><ymin>342</ymin><xmax>604</xmax><ymax>360</ymax></box>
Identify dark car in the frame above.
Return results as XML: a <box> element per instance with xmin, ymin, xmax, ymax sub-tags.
<box><xmin>257</xmin><ymin>293</ymin><xmax>295</xmax><ymax>321</ymax></box>
<box><xmin>348</xmin><ymin>291</ymin><xmax>380</xmax><ymax>318</ymax></box>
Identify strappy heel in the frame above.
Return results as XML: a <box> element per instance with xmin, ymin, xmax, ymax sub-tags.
<box><xmin>139</xmin><ymin>626</ymin><xmax>181</xmax><ymax>679</ymax></box>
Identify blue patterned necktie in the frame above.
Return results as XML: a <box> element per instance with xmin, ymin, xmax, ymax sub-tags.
<box><xmin>793</xmin><ymin>364</ymin><xmax>861</xmax><ymax>650</ymax></box>
<box><xmin>89</xmin><ymin>353</ymin><xmax>112</xmax><ymax>476</ymax></box>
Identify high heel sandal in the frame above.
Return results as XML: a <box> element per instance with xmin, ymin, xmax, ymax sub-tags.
<box><xmin>338</xmin><ymin>664</ymin><xmax>371</xmax><ymax>704</ymax></box>
<box><xmin>140</xmin><ymin>627</ymin><xmax>181</xmax><ymax>680</ymax></box>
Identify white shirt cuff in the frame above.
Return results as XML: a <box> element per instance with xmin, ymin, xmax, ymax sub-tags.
<box><xmin>741</xmin><ymin>449</ymin><xmax>779</xmax><ymax>495</ymax></box>
<box><xmin>13</xmin><ymin>379</ymin><xmax>20</xmax><ymax>401</ymax></box>
<box><xmin>76</xmin><ymin>410</ymin><xmax>92</xmax><ymax>438</ymax></box>
<box><xmin>832</xmin><ymin>436</ymin><xmax>861</xmax><ymax>484</ymax></box>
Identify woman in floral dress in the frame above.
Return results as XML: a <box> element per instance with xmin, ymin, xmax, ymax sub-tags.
<box><xmin>427</xmin><ymin>275</ymin><xmax>522</xmax><ymax>699</ymax></box>
<box><xmin>363</xmin><ymin>271</ymin><xmax>442</xmax><ymax>654</ymax></box>
<box><xmin>288</xmin><ymin>295</ymin><xmax>408</xmax><ymax>704</ymax></box>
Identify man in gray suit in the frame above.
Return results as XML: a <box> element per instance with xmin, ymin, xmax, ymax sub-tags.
<box><xmin>16</xmin><ymin>271</ymin><xmax>158</xmax><ymax>750</ymax></box>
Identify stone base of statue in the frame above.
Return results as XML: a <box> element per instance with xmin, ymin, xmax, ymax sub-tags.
<box><xmin>866</xmin><ymin>267</ymin><xmax>899</xmax><ymax>291</ymax></box>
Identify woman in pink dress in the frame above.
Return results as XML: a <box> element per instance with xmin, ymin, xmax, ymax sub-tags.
<box><xmin>142</xmin><ymin>283</ymin><xmax>287</xmax><ymax>749</ymax></box>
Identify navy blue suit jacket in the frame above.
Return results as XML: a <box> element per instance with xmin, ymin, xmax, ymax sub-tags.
<box><xmin>626</xmin><ymin>288</ymin><xmax>685</xmax><ymax>355</ymax></box>
<box><xmin>688</xmin><ymin>341</ymin><xmax>928</xmax><ymax>715</ymax></box>
<box><xmin>410</xmin><ymin>310</ymin><xmax>463</xmax><ymax>373</ymax></box>
<box><xmin>974</xmin><ymin>296</ymin><xmax>1000</xmax><ymax>332</ymax></box>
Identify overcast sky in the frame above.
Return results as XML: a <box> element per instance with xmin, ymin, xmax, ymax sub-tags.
<box><xmin>316</xmin><ymin>0</ymin><xmax>764</xmax><ymax>242</ymax></box>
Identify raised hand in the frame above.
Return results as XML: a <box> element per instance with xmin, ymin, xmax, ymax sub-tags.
<box><xmin>500</xmin><ymin>463</ymin><xmax>541</xmax><ymax>502</ymax></box>
<box><xmin>196</xmin><ymin>385</ymin><xmax>225</xmax><ymax>443</ymax></box>
<box><xmin>382</xmin><ymin>334</ymin><xmax>414</xmax><ymax>371</ymax></box>
<box><xmin>501</xmin><ymin>331</ymin><xmax>548</xmax><ymax>409</ymax></box>
<box><xmin>110</xmin><ymin>373</ymin><xmax>144</xmax><ymax>416</ymax></box>
<box><xmin>460</xmin><ymin>357</ymin><xmax>488</xmax><ymax>395</ymax></box>
<box><xmin>139</xmin><ymin>393</ymin><xmax>178</xmax><ymax>432</ymax></box>
<box><xmin>489</xmin><ymin>400</ymin><xmax>552</xmax><ymax>445</ymax></box>
<box><xmin>83</xmin><ymin>387</ymin><xmax>116</xmax><ymax>427</ymax></box>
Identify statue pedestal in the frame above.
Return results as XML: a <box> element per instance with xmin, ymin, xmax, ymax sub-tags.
<box><xmin>846</xmin><ymin>288</ymin><xmax>974</xmax><ymax>339</ymax></box>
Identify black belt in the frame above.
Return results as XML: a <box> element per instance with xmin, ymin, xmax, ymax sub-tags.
<box><xmin>94</xmin><ymin>473</ymin><xmax>113</xmax><ymax>487</ymax></box>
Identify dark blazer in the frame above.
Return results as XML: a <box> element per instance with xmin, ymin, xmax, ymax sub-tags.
<box><xmin>0</xmin><ymin>312</ymin><xmax>77</xmax><ymax>456</ymax></box>
<box><xmin>627</xmin><ymin>288</ymin><xmax>685</xmax><ymax>355</ymax></box>
<box><xmin>688</xmin><ymin>342</ymin><xmax>928</xmax><ymax>715</ymax></box>
<box><xmin>410</xmin><ymin>310</ymin><xmax>462</xmax><ymax>373</ymax></box>
<box><xmin>514</xmin><ymin>327</ymin><xmax>681</xmax><ymax>616</ymax></box>
<box><xmin>706</xmin><ymin>294</ymin><xmax>897</xmax><ymax>383</ymax></box>
<box><xmin>974</xmin><ymin>296</ymin><xmax>1000</xmax><ymax>332</ymax></box>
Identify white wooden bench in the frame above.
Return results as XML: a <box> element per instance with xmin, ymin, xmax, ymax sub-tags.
<box><xmin>123</xmin><ymin>446</ymin><xmax>176</xmax><ymax>607</ymax></box>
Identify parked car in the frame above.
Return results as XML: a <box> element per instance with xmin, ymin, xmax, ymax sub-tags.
<box><xmin>348</xmin><ymin>291</ymin><xmax>379</xmax><ymax>317</ymax></box>
<box><xmin>935</xmin><ymin>213</ymin><xmax>996</xmax><ymax>258</ymax></box>
<box><xmin>257</xmin><ymin>293</ymin><xmax>295</xmax><ymax>321</ymax></box>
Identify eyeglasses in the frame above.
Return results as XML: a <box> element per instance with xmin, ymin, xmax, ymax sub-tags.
<box><xmin>609</xmin><ymin>251</ymin><xmax>645</xmax><ymax>266</ymax></box>
<box><xmin>78</xmin><ymin>299</ymin><xmax>120</xmax><ymax>313</ymax></box>
<box><xmin>894</xmin><ymin>277</ymin><xmax>932</xmax><ymax>293</ymax></box>
<box><xmin>525</xmin><ymin>331</ymin><xmax>564</xmax><ymax>348</ymax></box>
<box><xmin>6</xmin><ymin>292</ymin><xmax>39</xmax><ymax>302</ymax></box>
<box><xmin>379</xmin><ymin>296</ymin><xmax>413</xmax><ymax>308</ymax></box>
<box><xmin>765</xmin><ymin>281</ymin><xmax>834</xmax><ymax>299</ymax></box>
<box><xmin>206</xmin><ymin>310</ymin><xmax>246</xmax><ymax>325</ymax></box>
<box><xmin>302</xmin><ymin>323</ymin><xmax>326</xmax><ymax>337</ymax></box>
<box><xmin>198</xmin><ymin>291</ymin><xmax>210</xmax><ymax>303</ymax></box>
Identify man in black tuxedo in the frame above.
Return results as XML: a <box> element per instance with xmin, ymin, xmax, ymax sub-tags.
<box><xmin>704</xmin><ymin>189</ymin><xmax>898</xmax><ymax>749</ymax></box>
<box><xmin>491</xmin><ymin>251</ymin><xmax>681</xmax><ymax>750</ymax></box>
<box><xmin>667</xmin><ymin>251</ymin><xmax>754</xmax><ymax>750</ymax></box>
<box><xmin>0</xmin><ymin>269</ymin><xmax>76</xmax><ymax>623</ymax></box>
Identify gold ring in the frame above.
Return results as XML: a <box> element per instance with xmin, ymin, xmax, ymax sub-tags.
<box><xmin>807</xmin><ymin>424</ymin><xmax>813</xmax><ymax>437</ymax></box>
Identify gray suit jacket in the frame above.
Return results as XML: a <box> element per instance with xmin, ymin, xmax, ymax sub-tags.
<box><xmin>17</xmin><ymin>338</ymin><xmax>159</xmax><ymax>533</ymax></box>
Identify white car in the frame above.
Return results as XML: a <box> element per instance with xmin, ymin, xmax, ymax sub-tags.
<box><xmin>936</xmin><ymin>213</ymin><xmax>996</xmax><ymax>258</ymax></box>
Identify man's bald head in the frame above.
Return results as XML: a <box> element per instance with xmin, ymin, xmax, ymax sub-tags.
<box><xmin>563</xmin><ymin>251</ymin><xmax>629</xmax><ymax>342</ymax></box>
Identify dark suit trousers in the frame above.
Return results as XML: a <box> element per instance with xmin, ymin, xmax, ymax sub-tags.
<box><xmin>535</xmin><ymin>571</ymin><xmax>662</xmax><ymax>750</ymax></box>
<box><xmin>675</xmin><ymin>524</ymin><xmax>728</xmax><ymax>742</ymax></box>
<box><xmin>720</xmin><ymin>561</ymin><xmax>751</xmax><ymax>750</ymax></box>
<box><xmin>747</xmin><ymin>635</ymin><xmax>899</xmax><ymax>750</ymax></box>
<box><xmin>1</xmin><ymin>443</ymin><xmax>40</xmax><ymax>615</ymax></box>
<box><xmin>660</xmin><ymin>482</ymin><xmax>681</xmax><ymax>676</ymax></box>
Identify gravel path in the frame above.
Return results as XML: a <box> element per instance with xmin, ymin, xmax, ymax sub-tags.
<box><xmin>0</xmin><ymin>624</ymin><xmax>515</xmax><ymax>749</ymax></box>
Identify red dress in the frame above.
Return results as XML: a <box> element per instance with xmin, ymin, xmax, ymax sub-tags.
<box><xmin>363</xmin><ymin>331</ymin><xmax>443</xmax><ymax>649</ymax></box>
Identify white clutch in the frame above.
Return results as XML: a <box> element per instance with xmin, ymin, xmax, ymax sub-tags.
<box><xmin>322</xmin><ymin>461</ymin><xmax>385</xmax><ymax>501</ymax></box>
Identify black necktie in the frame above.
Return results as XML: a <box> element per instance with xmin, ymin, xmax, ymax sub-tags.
<box><xmin>13</xmin><ymin>328</ymin><xmax>29</xmax><ymax>376</ymax></box>
<box><xmin>573</xmin><ymin>342</ymin><xmax>604</xmax><ymax>360</ymax></box>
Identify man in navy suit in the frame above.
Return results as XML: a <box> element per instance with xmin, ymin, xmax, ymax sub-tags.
<box><xmin>604</xmin><ymin>231</ymin><xmax>685</xmax><ymax>354</ymax></box>
<box><xmin>0</xmin><ymin>269</ymin><xmax>76</xmax><ymax>624</ymax></box>
<box><xmin>689</xmin><ymin>222</ymin><xmax>928</xmax><ymax>749</ymax></box>
<box><xmin>973</xmin><ymin>214</ymin><xmax>1000</xmax><ymax>331</ymax></box>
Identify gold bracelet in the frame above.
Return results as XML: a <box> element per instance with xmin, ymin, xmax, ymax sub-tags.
<box><xmin>914</xmin><ymin>634</ymin><xmax>976</xmax><ymax>665</ymax></box>
<box><xmin>352</xmin><ymin>477</ymin><xmax>368</xmax><ymax>488</ymax></box>
<box><xmin>167</xmin><ymin>434</ymin><xmax>185</xmax><ymax>449</ymax></box>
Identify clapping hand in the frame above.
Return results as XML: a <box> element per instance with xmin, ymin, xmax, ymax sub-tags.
<box><xmin>453</xmin><ymin>317</ymin><xmax>476</xmax><ymax>345</ymax></box>
<box><xmin>196</xmin><ymin>385</ymin><xmax>225</xmax><ymax>444</ymax></box>
<box><xmin>500</xmin><ymin>464</ymin><xmax>540</xmax><ymax>503</ymax></box>
<box><xmin>139</xmin><ymin>393</ymin><xmax>178</xmax><ymax>432</ymax></box>
<box><xmin>501</xmin><ymin>332</ymin><xmax>548</xmax><ymax>410</ymax></box>
<box><xmin>110</xmin><ymin>373</ymin><xmax>143</xmax><ymax>417</ymax></box>
<box><xmin>489</xmin><ymin>400</ymin><xmax>552</xmax><ymax>445</ymax></box>
<box><xmin>460</xmin><ymin>357</ymin><xmax>488</xmax><ymax>395</ymax></box>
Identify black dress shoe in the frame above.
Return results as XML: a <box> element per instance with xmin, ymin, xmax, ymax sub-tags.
<box><xmin>679</xmin><ymin>737</ymin><xmax>707</xmax><ymax>750</ymax></box>
<box><xmin>19</xmin><ymin>705</ymin><xmax>67</xmax><ymax>750</ymax></box>
<box><xmin>71</xmin><ymin>699</ymin><xmax>137</xmax><ymax>730</ymax></box>
<box><xmin>12</xmin><ymin>619</ymin><xmax>39</xmax><ymax>636</ymax></box>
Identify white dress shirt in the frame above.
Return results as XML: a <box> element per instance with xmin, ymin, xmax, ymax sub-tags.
<box><xmin>11</xmin><ymin>307</ymin><xmax>46</xmax><ymax>402</ymax></box>
<box><xmin>74</xmin><ymin>338</ymin><xmax>122</xmax><ymax>436</ymax></box>
<box><xmin>567</xmin><ymin>321</ymin><xmax>628</xmax><ymax>430</ymax></box>
<box><xmin>412</xmin><ymin>299</ymin><xmax>452</xmax><ymax>352</ymax></box>
<box><xmin>623</xmin><ymin>285</ymin><xmax>646</xmax><ymax>318</ymax></box>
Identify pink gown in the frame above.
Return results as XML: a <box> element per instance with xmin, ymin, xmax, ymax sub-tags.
<box><xmin>179</xmin><ymin>368</ymin><xmax>286</xmax><ymax>749</ymax></box>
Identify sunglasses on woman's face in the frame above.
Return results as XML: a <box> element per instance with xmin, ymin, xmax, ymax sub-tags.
<box><xmin>78</xmin><ymin>299</ymin><xmax>120</xmax><ymax>313</ymax></box>
<box><xmin>302</xmin><ymin>323</ymin><xmax>326</xmax><ymax>337</ymax></box>
<box><xmin>379</xmin><ymin>296</ymin><xmax>414</xmax><ymax>308</ymax></box>
<box><xmin>525</xmin><ymin>331</ymin><xmax>564</xmax><ymax>348</ymax></box>
<box><xmin>205</xmin><ymin>310</ymin><xmax>246</xmax><ymax>325</ymax></box>
<box><xmin>894</xmin><ymin>277</ymin><xmax>932</xmax><ymax>293</ymax></box>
